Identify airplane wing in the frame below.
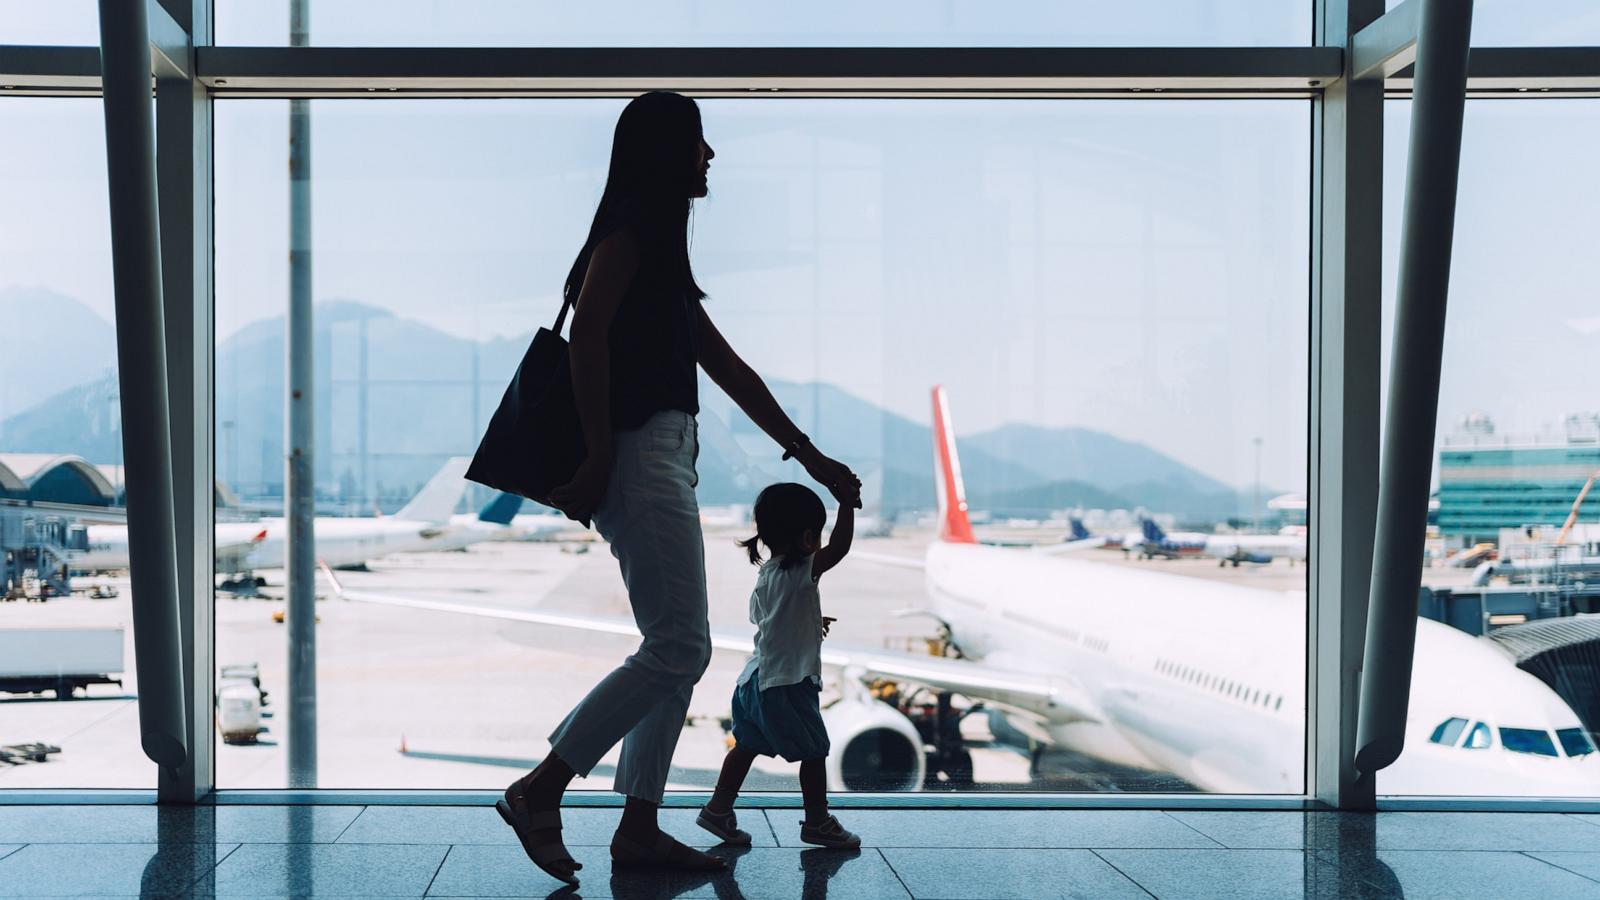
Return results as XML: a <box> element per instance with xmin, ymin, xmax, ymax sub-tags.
<box><xmin>816</xmin><ymin>643</ymin><xmax>1100</xmax><ymax>724</ymax></box>
<box><xmin>217</xmin><ymin>528</ymin><xmax>268</xmax><ymax>572</ymax></box>
<box><xmin>1032</xmin><ymin>536</ymin><xmax>1109</xmax><ymax>555</ymax></box>
<box><xmin>323</xmin><ymin>579</ymin><xmax>1101</xmax><ymax>726</ymax></box>
<box><xmin>850</xmin><ymin>550</ymin><xmax>926</xmax><ymax>570</ymax></box>
<box><xmin>857</xmin><ymin>539</ymin><xmax>1106</xmax><ymax>563</ymax></box>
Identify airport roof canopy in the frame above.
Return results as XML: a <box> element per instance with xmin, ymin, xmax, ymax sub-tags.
<box><xmin>96</xmin><ymin>463</ymin><xmax>238</xmax><ymax>508</ymax></box>
<box><xmin>0</xmin><ymin>453</ymin><xmax>118</xmax><ymax>506</ymax></box>
<box><xmin>0</xmin><ymin>459</ymin><xmax>26</xmax><ymax>496</ymax></box>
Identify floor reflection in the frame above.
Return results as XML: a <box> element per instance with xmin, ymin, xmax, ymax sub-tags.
<box><xmin>1308</xmin><ymin>812</ymin><xmax>1403</xmax><ymax>898</ymax></box>
<box><xmin>593</xmin><ymin>844</ymin><xmax>867</xmax><ymax>900</ymax></box>
<box><xmin>140</xmin><ymin>804</ymin><xmax>216</xmax><ymax>897</ymax></box>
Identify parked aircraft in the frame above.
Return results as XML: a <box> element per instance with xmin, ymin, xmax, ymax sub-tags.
<box><xmin>1130</xmin><ymin>519</ymin><xmax>1209</xmax><ymax>560</ymax></box>
<box><xmin>1135</xmin><ymin>519</ymin><xmax>1307</xmax><ymax>567</ymax></box>
<box><xmin>74</xmin><ymin>458</ymin><xmax>477</xmax><ymax>575</ymax></box>
<box><xmin>419</xmin><ymin>493</ymin><xmax>571</xmax><ymax>551</ymax></box>
<box><xmin>321</xmin><ymin>392</ymin><xmax>1600</xmax><ymax>796</ymax></box>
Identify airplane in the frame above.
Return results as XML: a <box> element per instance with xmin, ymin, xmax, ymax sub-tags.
<box><xmin>319</xmin><ymin>390</ymin><xmax>1600</xmax><ymax>797</ymax></box>
<box><xmin>1136</xmin><ymin>519</ymin><xmax>1307</xmax><ymax>567</ymax></box>
<box><xmin>1066</xmin><ymin>517</ymin><xmax>1141</xmax><ymax>552</ymax></box>
<box><xmin>1064</xmin><ymin>517</ymin><xmax>1143</xmax><ymax>551</ymax></box>
<box><xmin>73</xmin><ymin>520</ymin><xmax>269</xmax><ymax>574</ymax></box>
<box><xmin>74</xmin><ymin>458</ymin><xmax>476</xmax><ymax>576</ymax></box>
<box><xmin>417</xmin><ymin>493</ymin><xmax>572</xmax><ymax>551</ymax></box>
<box><xmin>1201</xmin><ymin>527</ymin><xmax>1307</xmax><ymax>567</ymax></box>
<box><xmin>229</xmin><ymin>457</ymin><xmax>475</xmax><ymax>571</ymax></box>
<box><xmin>1130</xmin><ymin>519</ymin><xmax>1210</xmax><ymax>560</ymax></box>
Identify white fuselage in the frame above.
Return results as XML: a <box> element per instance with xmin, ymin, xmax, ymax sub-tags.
<box><xmin>1202</xmin><ymin>533</ymin><xmax>1308</xmax><ymax>563</ymax></box>
<box><xmin>925</xmin><ymin>541</ymin><xmax>1600</xmax><ymax>796</ymax></box>
<box><xmin>78</xmin><ymin>516</ymin><xmax>451</xmax><ymax>573</ymax></box>
<box><xmin>238</xmin><ymin>516</ymin><xmax>450</xmax><ymax>569</ymax></box>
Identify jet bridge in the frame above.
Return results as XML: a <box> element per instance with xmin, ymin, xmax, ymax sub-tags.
<box><xmin>0</xmin><ymin>498</ymin><xmax>118</xmax><ymax>599</ymax></box>
<box><xmin>1486</xmin><ymin>617</ymin><xmax>1600</xmax><ymax>741</ymax></box>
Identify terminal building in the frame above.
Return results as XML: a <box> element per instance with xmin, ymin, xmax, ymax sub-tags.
<box><xmin>1436</xmin><ymin>413</ymin><xmax>1600</xmax><ymax>545</ymax></box>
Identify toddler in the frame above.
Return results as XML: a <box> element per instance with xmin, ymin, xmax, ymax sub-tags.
<box><xmin>696</xmin><ymin>482</ymin><xmax>861</xmax><ymax>849</ymax></box>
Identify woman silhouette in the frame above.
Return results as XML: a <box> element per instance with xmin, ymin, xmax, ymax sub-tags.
<box><xmin>497</xmin><ymin>91</ymin><xmax>861</xmax><ymax>885</ymax></box>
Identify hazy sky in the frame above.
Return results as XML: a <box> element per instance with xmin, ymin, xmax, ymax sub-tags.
<box><xmin>5</xmin><ymin>5</ymin><xmax>1600</xmax><ymax>494</ymax></box>
<box><xmin>8</xmin><ymin>1</ymin><xmax>1600</xmax><ymax>46</ymax></box>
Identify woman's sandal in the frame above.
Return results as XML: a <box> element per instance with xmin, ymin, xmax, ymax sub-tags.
<box><xmin>496</xmin><ymin>796</ymin><xmax>582</xmax><ymax>886</ymax></box>
<box><xmin>610</xmin><ymin>830</ymin><xmax>728</xmax><ymax>871</ymax></box>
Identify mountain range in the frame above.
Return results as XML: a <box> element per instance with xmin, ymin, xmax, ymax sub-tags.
<box><xmin>0</xmin><ymin>291</ymin><xmax>1266</xmax><ymax>520</ymax></box>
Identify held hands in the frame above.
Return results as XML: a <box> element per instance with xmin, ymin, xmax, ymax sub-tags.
<box><xmin>548</xmin><ymin>449</ymin><xmax>613</xmax><ymax>526</ymax></box>
<box><xmin>793</xmin><ymin>445</ymin><xmax>863</xmax><ymax>509</ymax></box>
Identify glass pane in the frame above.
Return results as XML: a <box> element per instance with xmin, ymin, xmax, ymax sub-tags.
<box><xmin>1558</xmin><ymin>728</ymin><xmax>1595</xmax><ymax>757</ymax></box>
<box><xmin>1430</xmin><ymin>717</ymin><xmax>1467</xmax><ymax>746</ymax></box>
<box><xmin>1385</xmin><ymin>0</ymin><xmax>1600</xmax><ymax>46</ymax></box>
<box><xmin>0</xmin><ymin>98</ymin><xmax>148</xmax><ymax>788</ymax></box>
<box><xmin>1500</xmin><ymin>728</ymin><xmax>1560</xmax><ymax>757</ymax></box>
<box><xmin>215</xmin><ymin>97</ymin><xmax>1309</xmax><ymax>792</ymax></box>
<box><xmin>0</xmin><ymin>1</ymin><xmax>100</xmax><ymax>44</ymax></box>
<box><xmin>217</xmin><ymin>1</ymin><xmax>1310</xmax><ymax>47</ymax></box>
<box><xmin>1464</xmin><ymin>723</ymin><xmax>1492</xmax><ymax>750</ymax></box>
<box><xmin>1387</xmin><ymin>98</ymin><xmax>1600</xmax><ymax>797</ymax></box>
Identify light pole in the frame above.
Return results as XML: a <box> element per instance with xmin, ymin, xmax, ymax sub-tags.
<box><xmin>1252</xmin><ymin>436</ymin><xmax>1263</xmax><ymax>533</ymax></box>
<box><xmin>286</xmin><ymin>0</ymin><xmax>317</xmax><ymax>789</ymax></box>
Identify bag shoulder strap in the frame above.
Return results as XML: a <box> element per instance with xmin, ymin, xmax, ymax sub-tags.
<box><xmin>551</xmin><ymin>293</ymin><xmax>575</xmax><ymax>335</ymax></box>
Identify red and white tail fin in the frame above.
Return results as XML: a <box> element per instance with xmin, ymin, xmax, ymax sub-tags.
<box><xmin>931</xmin><ymin>385</ymin><xmax>977</xmax><ymax>544</ymax></box>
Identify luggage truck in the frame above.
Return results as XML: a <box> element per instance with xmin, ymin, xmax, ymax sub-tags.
<box><xmin>0</xmin><ymin>627</ymin><xmax>124</xmax><ymax>699</ymax></box>
<box><xmin>217</xmin><ymin>662</ymin><xmax>270</xmax><ymax>744</ymax></box>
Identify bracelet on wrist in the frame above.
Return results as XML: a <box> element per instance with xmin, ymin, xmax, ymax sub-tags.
<box><xmin>781</xmin><ymin>433</ymin><xmax>812</xmax><ymax>461</ymax></box>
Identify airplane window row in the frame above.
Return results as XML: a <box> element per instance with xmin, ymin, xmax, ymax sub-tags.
<box><xmin>1153</xmin><ymin>658</ymin><xmax>1285</xmax><ymax>712</ymax></box>
<box><xmin>1427</xmin><ymin>717</ymin><xmax>1598</xmax><ymax>758</ymax></box>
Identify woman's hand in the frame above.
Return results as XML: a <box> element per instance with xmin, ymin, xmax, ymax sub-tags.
<box><xmin>796</xmin><ymin>446</ymin><xmax>862</xmax><ymax>508</ymax></box>
<box><xmin>548</xmin><ymin>450</ymin><xmax>613</xmax><ymax>525</ymax></box>
<box><xmin>821</xmin><ymin>616</ymin><xmax>836</xmax><ymax>639</ymax></box>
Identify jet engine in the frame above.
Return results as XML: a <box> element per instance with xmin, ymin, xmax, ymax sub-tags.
<box><xmin>821</xmin><ymin>693</ymin><xmax>927</xmax><ymax>792</ymax></box>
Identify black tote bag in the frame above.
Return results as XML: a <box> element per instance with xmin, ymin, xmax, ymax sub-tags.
<box><xmin>465</xmin><ymin>297</ymin><xmax>587</xmax><ymax>511</ymax></box>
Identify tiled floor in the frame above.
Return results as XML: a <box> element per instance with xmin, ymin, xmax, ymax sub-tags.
<box><xmin>5</xmin><ymin>805</ymin><xmax>1600</xmax><ymax>897</ymax></box>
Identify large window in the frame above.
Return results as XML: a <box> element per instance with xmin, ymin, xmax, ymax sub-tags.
<box><xmin>10</xmin><ymin>0</ymin><xmax>1596</xmax><ymax>805</ymax></box>
<box><xmin>0</xmin><ymin>1</ymin><xmax>99</xmax><ymax>44</ymax></box>
<box><xmin>1387</xmin><ymin>0</ymin><xmax>1600</xmax><ymax>46</ymax></box>
<box><xmin>216</xmin><ymin>1</ymin><xmax>1311</xmax><ymax>47</ymax></box>
<box><xmin>214</xmin><ymin>98</ymin><xmax>1310</xmax><ymax>792</ymax></box>
<box><xmin>1383</xmin><ymin>99</ymin><xmax>1600</xmax><ymax>797</ymax></box>
<box><xmin>0</xmin><ymin>98</ymin><xmax>148</xmax><ymax>788</ymax></box>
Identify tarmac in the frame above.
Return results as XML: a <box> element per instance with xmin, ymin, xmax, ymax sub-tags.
<box><xmin>0</xmin><ymin>524</ymin><xmax>1314</xmax><ymax>792</ymax></box>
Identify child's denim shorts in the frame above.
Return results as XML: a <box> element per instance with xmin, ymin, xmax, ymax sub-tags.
<box><xmin>730</xmin><ymin>669</ymin><xmax>830</xmax><ymax>762</ymax></box>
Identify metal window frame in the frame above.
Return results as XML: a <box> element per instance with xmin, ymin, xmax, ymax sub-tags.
<box><xmin>6</xmin><ymin>0</ymin><xmax>1600</xmax><ymax>810</ymax></box>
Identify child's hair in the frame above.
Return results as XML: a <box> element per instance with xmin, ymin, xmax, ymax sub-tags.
<box><xmin>738</xmin><ymin>482</ymin><xmax>826</xmax><ymax>569</ymax></box>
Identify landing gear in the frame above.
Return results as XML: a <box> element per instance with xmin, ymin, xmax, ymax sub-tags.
<box><xmin>896</xmin><ymin>687</ymin><xmax>981</xmax><ymax>789</ymax></box>
<box><xmin>218</xmin><ymin>573</ymin><xmax>268</xmax><ymax>597</ymax></box>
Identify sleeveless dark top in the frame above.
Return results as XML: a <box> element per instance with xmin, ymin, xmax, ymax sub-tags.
<box><xmin>606</xmin><ymin>238</ymin><xmax>700</xmax><ymax>432</ymax></box>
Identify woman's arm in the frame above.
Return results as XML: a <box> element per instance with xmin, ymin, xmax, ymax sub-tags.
<box><xmin>548</xmin><ymin>231</ymin><xmax>639</xmax><ymax>522</ymax></box>
<box><xmin>694</xmin><ymin>304</ymin><xmax>861</xmax><ymax>507</ymax></box>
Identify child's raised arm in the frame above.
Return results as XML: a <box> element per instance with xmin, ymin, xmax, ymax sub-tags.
<box><xmin>811</xmin><ymin>494</ymin><xmax>855</xmax><ymax>581</ymax></box>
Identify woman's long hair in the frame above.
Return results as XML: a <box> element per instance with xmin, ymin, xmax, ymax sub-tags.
<box><xmin>563</xmin><ymin>91</ymin><xmax>708</xmax><ymax>307</ymax></box>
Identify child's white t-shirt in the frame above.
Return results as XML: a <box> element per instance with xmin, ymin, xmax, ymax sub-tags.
<box><xmin>735</xmin><ymin>554</ymin><xmax>824</xmax><ymax>691</ymax></box>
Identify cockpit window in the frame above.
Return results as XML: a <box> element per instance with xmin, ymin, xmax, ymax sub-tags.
<box><xmin>1463</xmin><ymin>722</ymin><xmax>1492</xmax><ymax>750</ymax></box>
<box><xmin>1429</xmin><ymin>717</ymin><xmax>1468</xmax><ymax>746</ymax></box>
<box><xmin>1557</xmin><ymin>728</ymin><xmax>1596</xmax><ymax>758</ymax></box>
<box><xmin>1500</xmin><ymin>727</ymin><xmax>1559</xmax><ymax>757</ymax></box>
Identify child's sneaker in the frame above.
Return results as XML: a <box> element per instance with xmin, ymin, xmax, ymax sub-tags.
<box><xmin>696</xmin><ymin>805</ymin><xmax>753</xmax><ymax>846</ymax></box>
<box><xmin>799</xmin><ymin>814</ymin><xmax>860</xmax><ymax>849</ymax></box>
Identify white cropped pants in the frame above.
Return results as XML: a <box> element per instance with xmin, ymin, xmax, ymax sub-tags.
<box><xmin>547</xmin><ymin>410</ymin><xmax>711</xmax><ymax>803</ymax></box>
